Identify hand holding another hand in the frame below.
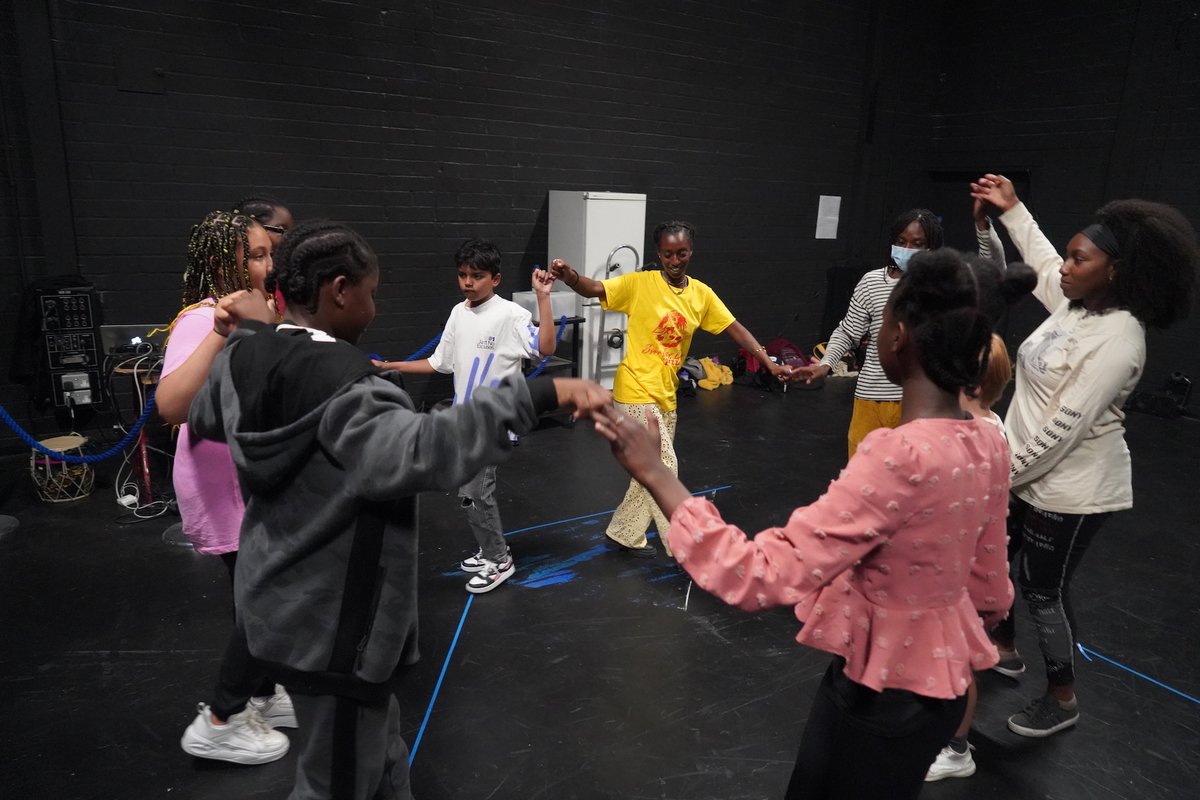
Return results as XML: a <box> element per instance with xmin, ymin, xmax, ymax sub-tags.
<box><xmin>214</xmin><ymin>289</ymin><xmax>275</xmax><ymax>337</ymax></box>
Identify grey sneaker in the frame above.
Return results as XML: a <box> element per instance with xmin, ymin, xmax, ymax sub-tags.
<box><xmin>992</xmin><ymin>649</ymin><xmax>1026</xmax><ymax>678</ymax></box>
<box><xmin>1007</xmin><ymin>695</ymin><xmax>1079</xmax><ymax>738</ymax></box>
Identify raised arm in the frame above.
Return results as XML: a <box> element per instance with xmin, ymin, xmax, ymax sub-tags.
<box><xmin>548</xmin><ymin>258</ymin><xmax>606</xmax><ymax>302</ymax></box>
<box><xmin>157</xmin><ymin>290</ymin><xmax>274</xmax><ymax>424</ymax></box>
<box><xmin>970</xmin><ymin>174</ymin><xmax>1064</xmax><ymax>311</ymax></box>
<box><xmin>973</xmin><ymin>194</ymin><xmax>1007</xmax><ymax>269</ymax></box>
<box><xmin>532</xmin><ymin>267</ymin><xmax>558</xmax><ymax>356</ymax></box>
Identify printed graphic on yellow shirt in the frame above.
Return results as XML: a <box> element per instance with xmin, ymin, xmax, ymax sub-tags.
<box><xmin>642</xmin><ymin>310</ymin><xmax>689</xmax><ymax>368</ymax></box>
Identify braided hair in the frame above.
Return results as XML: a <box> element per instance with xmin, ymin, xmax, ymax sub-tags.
<box><xmin>890</xmin><ymin>249</ymin><xmax>1035</xmax><ymax>395</ymax></box>
<box><xmin>234</xmin><ymin>194</ymin><xmax>289</xmax><ymax>226</ymax></box>
<box><xmin>653</xmin><ymin>220</ymin><xmax>696</xmax><ymax>248</ymax></box>
<box><xmin>888</xmin><ymin>208</ymin><xmax>945</xmax><ymax>251</ymax></box>
<box><xmin>181</xmin><ymin>210</ymin><xmax>256</xmax><ymax>307</ymax></box>
<box><xmin>1093</xmin><ymin>199</ymin><xmax>1199</xmax><ymax>329</ymax></box>
<box><xmin>267</xmin><ymin>220</ymin><xmax>378</xmax><ymax>313</ymax></box>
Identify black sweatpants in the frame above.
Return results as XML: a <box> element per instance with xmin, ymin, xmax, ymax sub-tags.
<box><xmin>212</xmin><ymin>551</ymin><xmax>276</xmax><ymax>720</ymax></box>
<box><xmin>784</xmin><ymin>658</ymin><xmax>966</xmax><ymax>800</ymax></box>
<box><xmin>288</xmin><ymin>692</ymin><xmax>412</xmax><ymax>800</ymax></box>
<box><xmin>991</xmin><ymin>495</ymin><xmax>1110</xmax><ymax>686</ymax></box>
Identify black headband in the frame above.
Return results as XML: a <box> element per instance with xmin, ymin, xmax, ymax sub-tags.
<box><xmin>1081</xmin><ymin>223</ymin><xmax>1121</xmax><ymax>258</ymax></box>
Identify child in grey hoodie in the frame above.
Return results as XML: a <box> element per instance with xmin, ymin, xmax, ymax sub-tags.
<box><xmin>189</xmin><ymin>220</ymin><xmax>610</xmax><ymax>799</ymax></box>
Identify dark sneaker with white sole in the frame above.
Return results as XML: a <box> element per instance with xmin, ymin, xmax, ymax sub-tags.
<box><xmin>1007</xmin><ymin>695</ymin><xmax>1079</xmax><ymax>737</ymax></box>
<box><xmin>991</xmin><ymin>649</ymin><xmax>1026</xmax><ymax>678</ymax></box>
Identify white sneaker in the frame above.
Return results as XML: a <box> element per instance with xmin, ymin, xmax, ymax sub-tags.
<box><xmin>248</xmin><ymin>685</ymin><xmax>297</xmax><ymax>728</ymax></box>
<box><xmin>180</xmin><ymin>702</ymin><xmax>289</xmax><ymax>764</ymax></box>
<box><xmin>925</xmin><ymin>742</ymin><xmax>976</xmax><ymax>782</ymax></box>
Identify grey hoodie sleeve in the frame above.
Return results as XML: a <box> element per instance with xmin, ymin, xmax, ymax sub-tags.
<box><xmin>186</xmin><ymin>345</ymin><xmax>229</xmax><ymax>444</ymax></box>
<box><xmin>319</xmin><ymin>372</ymin><xmax>543</xmax><ymax>503</ymax></box>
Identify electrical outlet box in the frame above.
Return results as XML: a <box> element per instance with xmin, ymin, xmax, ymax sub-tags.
<box><xmin>60</xmin><ymin>372</ymin><xmax>90</xmax><ymax>391</ymax></box>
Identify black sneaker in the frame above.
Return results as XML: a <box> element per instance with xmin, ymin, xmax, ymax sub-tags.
<box><xmin>605</xmin><ymin>536</ymin><xmax>656</xmax><ymax>558</ymax></box>
<box><xmin>992</xmin><ymin>649</ymin><xmax>1026</xmax><ymax>678</ymax></box>
<box><xmin>1007</xmin><ymin>695</ymin><xmax>1079</xmax><ymax>738</ymax></box>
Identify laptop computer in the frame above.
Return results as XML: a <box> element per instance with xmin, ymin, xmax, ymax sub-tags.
<box><xmin>99</xmin><ymin>323</ymin><xmax>169</xmax><ymax>355</ymax></box>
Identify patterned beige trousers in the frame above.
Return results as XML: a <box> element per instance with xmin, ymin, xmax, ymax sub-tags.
<box><xmin>605</xmin><ymin>401</ymin><xmax>679</xmax><ymax>555</ymax></box>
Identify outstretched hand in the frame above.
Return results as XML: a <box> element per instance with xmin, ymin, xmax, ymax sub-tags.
<box><xmin>214</xmin><ymin>289</ymin><xmax>275</xmax><ymax>337</ymax></box>
<box><xmin>532</xmin><ymin>267</ymin><xmax>555</xmax><ymax>296</ymax></box>
<box><xmin>549</xmin><ymin>258</ymin><xmax>574</xmax><ymax>283</ymax></box>
<box><xmin>969</xmin><ymin>173</ymin><xmax>1019</xmax><ymax>214</ymax></box>
<box><xmin>551</xmin><ymin>378</ymin><xmax>612</xmax><ymax>422</ymax></box>
<box><xmin>593</xmin><ymin>407</ymin><xmax>666</xmax><ymax>484</ymax></box>
<box><xmin>789</xmin><ymin>362</ymin><xmax>831</xmax><ymax>385</ymax></box>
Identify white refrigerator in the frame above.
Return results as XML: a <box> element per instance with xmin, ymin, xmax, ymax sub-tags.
<box><xmin>547</xmin><ymin>191</ymin><xmax>647</xmax><ymax>388</ymax></box>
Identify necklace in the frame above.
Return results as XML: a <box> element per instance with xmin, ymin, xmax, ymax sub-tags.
<box><xmin>663</xmin><ymin>272</ymin><xmax>688</xmax><ymax>295</ymax></box>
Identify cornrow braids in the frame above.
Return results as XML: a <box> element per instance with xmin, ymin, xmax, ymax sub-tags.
<box><xmin>891</xmin><ymin>249</ymin><xmax>1034</xmax><ymax>395</ymax></box>
<box><xmin>888</xmin><ymin>208</ymin><xmax>945</xmax><ymax>251</ymax></box>
<box><xmin>234</xmin><ymin>194</ymin><xmax>288</xmax><ymax>225</ymax></box>
<box><xmin>268</xmin><ymin>220</ymin><xmax>378</xmax><ymax>314</ymax></box>
<box><xmin>181</xmin><ymin>210</ymin><xmax>256</xmax><ymax>308</ymax></box>
<box><xmin>653</xmin><ymin>220</ymin><xmax>696</xmax><ymax>248</ymax></box>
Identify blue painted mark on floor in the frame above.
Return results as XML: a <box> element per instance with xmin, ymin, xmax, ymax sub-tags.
<box><xmin>512</xmin><ymin>544</ymin><xmax>609</xmax><ymax>588</ymax></box>
<box><xmin>439</xmin><ymin>485</ymin><xmax>731</xmax><ymax>587</ymax></box>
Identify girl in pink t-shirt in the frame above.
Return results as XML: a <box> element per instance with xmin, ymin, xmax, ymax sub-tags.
<box><xmin>597</xmin><ymin>249</ymin><xmax>1033</xmax><ymax>800</ymax></box>
<box><xmin>158</xmin><ymin>208</ymin><xmax>295</xmax><ymax>765</ymax></box>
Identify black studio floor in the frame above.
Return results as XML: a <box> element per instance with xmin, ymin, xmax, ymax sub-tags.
<box><xmin>1</xmin><ymin>378</ymin><xmax>1198</xmax><ymax>800</ymax></box>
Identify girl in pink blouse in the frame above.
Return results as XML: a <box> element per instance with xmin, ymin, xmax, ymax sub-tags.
<box><xmin>596</xmin><ymin>249</ymin><xmax>1033</xmax><ymax>799</ymax></box>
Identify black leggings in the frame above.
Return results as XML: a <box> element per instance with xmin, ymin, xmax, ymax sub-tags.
<box><xmin>991</xmin><ymin>495</ymin><xmax>1110</xmax><ymax>687</ymax></box>
<box><xmin>213</xmin><ymin>551</ymin><xmax>276</xmax><ymax>720</ymax></box>
<box><xmin>784</xmin><ymin>659</ymin><xmax>966</xmax><ymax>800</ymax></box>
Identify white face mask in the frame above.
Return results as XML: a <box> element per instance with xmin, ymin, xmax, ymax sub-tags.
<box><xmin>890</xmin><ymin>245</ymin><xmax>922</xmax><ymax>272</ymax></box>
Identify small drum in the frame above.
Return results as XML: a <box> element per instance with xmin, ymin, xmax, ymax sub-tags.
<box><xmin>30</xmin><ymin>434</ymin><xmax>94</xmax><ymax>503</ymax></box>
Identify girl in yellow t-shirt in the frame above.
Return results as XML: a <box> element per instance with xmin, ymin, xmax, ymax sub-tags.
<box><xmin>550</xmin><ymin>220</ymin><xmax>790</xmax><ymax>556</ymax></box>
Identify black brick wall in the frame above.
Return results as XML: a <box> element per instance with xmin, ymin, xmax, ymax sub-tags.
<box><xmin>1</xmin><ymin>0</ymin><xmax>1197</xmax><ymax>457</ymax></box>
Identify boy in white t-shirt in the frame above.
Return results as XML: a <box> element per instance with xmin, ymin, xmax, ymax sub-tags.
<box><xmin>375</xmin><ymin>240</ymin><xmax>557</xmax><ymax>593</ymax></box>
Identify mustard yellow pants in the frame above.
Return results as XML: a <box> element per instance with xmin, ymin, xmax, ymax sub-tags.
<box><xmin>847</xmin><ymin>398</ymin><xmax>902</xmax><ymax>458</ymax></box>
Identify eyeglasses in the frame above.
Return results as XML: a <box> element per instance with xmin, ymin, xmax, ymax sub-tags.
<box><xmin>261</xmin><ymin>224</ymin><xmax>287</xmax><ymax>235</ymax></box>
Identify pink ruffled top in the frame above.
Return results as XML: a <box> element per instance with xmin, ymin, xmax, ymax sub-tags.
<box><xmin>667</xmin><ymin>418</ymin><xmax>1014</xmax><ymax>700</ymax></box>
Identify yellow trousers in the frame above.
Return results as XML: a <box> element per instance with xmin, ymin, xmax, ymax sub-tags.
<box><xmin>847</xmin><ymin>398</ymin><xmax>902</xmax><ymax>458</ymax></box>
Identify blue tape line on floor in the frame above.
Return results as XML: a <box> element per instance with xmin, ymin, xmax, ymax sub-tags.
<box><xmin>1077</xmin><ymin>642</ymin><xmax>1200</xmax><ymax>706</ymax></box>
<box><xmin>409</xmin><ymin>594</ymin><xmax>474</xmax><ymax>766</ymax></box>
<box><xmin>501</xmin><ymin>485</ymin><xmax>732</xmax><ymax>538</ymax></box>
<box><xmin>411</xmin><ymin>484</ymin><xmax>733</xmax><ymax>766</ymax></box>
